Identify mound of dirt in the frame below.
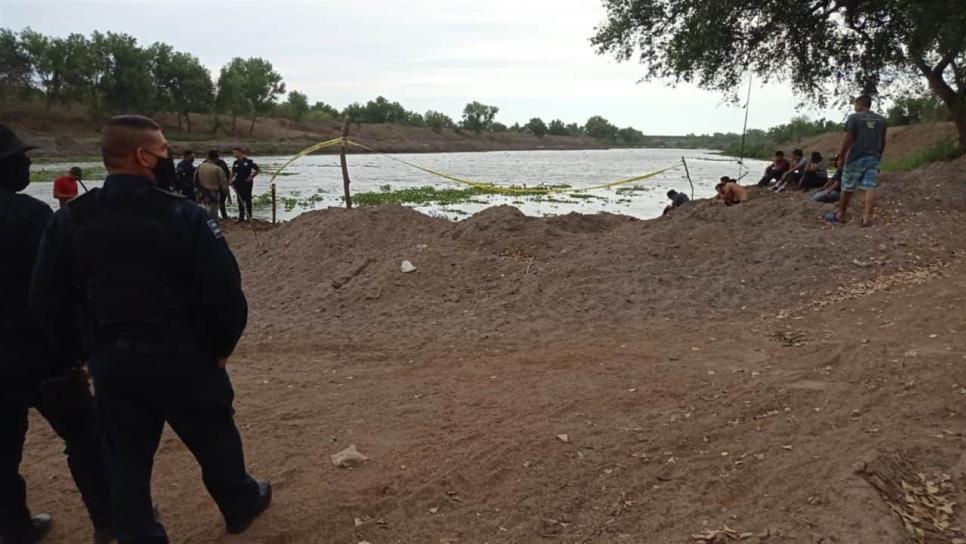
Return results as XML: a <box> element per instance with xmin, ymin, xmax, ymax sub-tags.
<box><xmin>232</xmin><ymin>158</ymin><xmax>966</xmax><ymax>354</ymax></box>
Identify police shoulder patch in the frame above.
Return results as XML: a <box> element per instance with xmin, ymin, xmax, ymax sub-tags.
<box><xmin>154</xmin><ymin>187</ymin><xmax>186</xmax><ymax>199</ymax></box>
<box><xmin>206</xmin><ymin>218</ymin><xmax>224</xmax><ymax>239</ymax></box>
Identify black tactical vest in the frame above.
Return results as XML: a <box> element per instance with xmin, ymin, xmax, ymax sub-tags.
<box><xmin>69</xmin><ymin>188</ymin><xmax>193</xmax><ymax>348</ymax></box>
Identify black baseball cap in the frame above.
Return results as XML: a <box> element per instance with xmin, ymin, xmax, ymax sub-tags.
<box><xmin>0</xmin><ymin>124</ymin><xmax>38</xmax><ymax>160</ymax></box>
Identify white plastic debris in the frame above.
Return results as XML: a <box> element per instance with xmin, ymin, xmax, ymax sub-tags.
<box><xmin>331</xmin><ymin>444</ymin><xmax>370</xmax><ymax>468</ymax></box>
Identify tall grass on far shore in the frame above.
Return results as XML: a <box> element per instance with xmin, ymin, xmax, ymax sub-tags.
<box><xmin>881</xmin><ymin>138</ymin><xmax>965</xmax><ymax>172</ymax></box>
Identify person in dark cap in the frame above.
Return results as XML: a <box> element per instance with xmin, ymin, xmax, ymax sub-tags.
<box><xmin>30</xmin><ymin>116</ymin><xmax>271</xmax><ymax>544</ymax></box>
<box><xmin>0</xmin><ymin>124</ymin><xmax>114</xmax><ymax>543</ymax></box>
<box><xmin>175</xmin><ymin>150</ymin><xmax>197</xmax><ymax>202</ymax></box>
<box><xmin>663</xmin><ymin>189</ymin><xmax>690</xmax><ymax>215</ymax></box>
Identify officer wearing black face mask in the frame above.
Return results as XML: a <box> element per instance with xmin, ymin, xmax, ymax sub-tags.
<box><xmin>29</xmin><ymin>116</ymin><xmax>271</xmax><ymax>544</ymax></box>
<box><xmin>0</xmin><ymin>124</ymin><xmax>115</xmax><ymax>544</ymax></box>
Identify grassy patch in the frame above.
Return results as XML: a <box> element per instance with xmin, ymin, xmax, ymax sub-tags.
<box><xmin>568</xmin><ymin>193</ymin><xmax>607</xmax><ymax>200</ymax></box>
<box><xmin>530</xmin><ymin>195</ymin><xmax>579</xmax><ymax>204</ymax></box>
<box><xmin>30</xmin><ymin>165</ymin><xmax>108</xmax><ymax>183</ymax></box>
<box><xmin>615</xmin><ymin>185</ymin><xmax>651</xmax><ymax>195</ymax></box>
<box><xmin>354</xmin><ymin>185</ymin><xmax>487</xmax><ymax>206</ymax></box>
<box><xmin>30</xmin><ymin>155</ymin><xmax>101</xmax><ymax>164</ymax></box>
<box><xmin>882</xmin><ymin>138</ymin><xmax>965</xmax><ymax>172</ymax></box>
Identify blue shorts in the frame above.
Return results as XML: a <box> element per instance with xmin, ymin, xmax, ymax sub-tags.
<box><xmin>841</xmin><ymin>156</ymin><xmax>880</xmax><ymax>192</ymax></box>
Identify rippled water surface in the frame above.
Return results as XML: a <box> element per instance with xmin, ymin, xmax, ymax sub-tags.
<box><xmin>26</xmin><ymin>148</ymin><xmax>767</xmax><ymax>221</ymax></box>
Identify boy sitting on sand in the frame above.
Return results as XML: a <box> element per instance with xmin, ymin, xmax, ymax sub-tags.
<box><xmin>663</xmin><ymin>189</ymin><xmax>690</xmax><ymax>215</ymax></box>
<box><xmin>716</xmin><ymin>177</ymin><xmax>749</xmax><ymax>206</ymax></box>
<box><xmin>757</xmin><ymin>151</ymin><xmax>790</xmax><ymax>187</ymax></box>
<box><xmin>772</xmin><ymin>149</ymin><xmax>807</xmax><ymax>192</ymax></box>
<box><xmin>812</xmin><ymin>156</ymin><xmax>842</xmax><ymax>203</ymax></box>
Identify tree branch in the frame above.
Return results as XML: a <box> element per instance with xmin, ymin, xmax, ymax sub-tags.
<box><xmin>915</xmin><ymin>56</ymin><xmax>958</xmax><ymax>109</ymax></box>
<box><xmin>934</xmin><ymin>49</ymin><xmax>959</xmax><ymax>75</ymax></box>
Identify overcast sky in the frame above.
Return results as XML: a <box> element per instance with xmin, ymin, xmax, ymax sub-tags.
<box><xmin>1</xmin><ymin>0</ymin><xmax>846</xmax><ymax>135</ymax></box>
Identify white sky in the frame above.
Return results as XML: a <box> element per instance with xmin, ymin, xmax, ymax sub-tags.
<box><xmin>0</xmin><ymin>0</ymin><xmax>846</xmax><ymax>134</ymax></box>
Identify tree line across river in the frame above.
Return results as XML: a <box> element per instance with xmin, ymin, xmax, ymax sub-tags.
<box><xmin>0</xmin><ymin>27</ymin><xmax>952</xmax><ymax>156</ymax></box>
<box><xmin>0</xmin><ymin>28</ymin><xmax>652</xmax><ymax>144</ymax></box>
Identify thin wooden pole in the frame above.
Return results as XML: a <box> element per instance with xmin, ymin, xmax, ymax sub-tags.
<box><xmin>340</xmin><ymin>118</ymin><xmax>353</xmax><ymax>209</ymax></box>
<box><xmin>271</xmin><ymin>183</ymin><xmax>277</xmax><ymax>224</ymax></box>
<box><xmin>681</xmin><ymin>157</ymin><xmax>695</xmax><ymax>200</ymax></box>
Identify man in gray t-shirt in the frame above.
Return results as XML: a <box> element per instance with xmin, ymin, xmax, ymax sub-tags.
<box><xmin>827</xmin><ymin>94</ymin><xmax>887</xmax><ymax>226</ymax></box>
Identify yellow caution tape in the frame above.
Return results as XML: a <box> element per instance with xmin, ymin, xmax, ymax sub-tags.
<box><xmin>268</xmin><ymin>137</ymin><xmax>345</xmax><ymax>187</ymax></box>
<box><xmin>270</xmin><ymin>137</ymin><xmax>683</xmax><ymax>196</ymax></box>
<box><xmin>345</xmin><ymin>139</ymin><xmax>682</xmax><ymax>194</ymax></box>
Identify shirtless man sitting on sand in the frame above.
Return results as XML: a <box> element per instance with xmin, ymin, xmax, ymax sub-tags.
<box><xmin>716</xmin><ymin>177</ymin><xmax>749</xmax><ymax>206</ymax></box>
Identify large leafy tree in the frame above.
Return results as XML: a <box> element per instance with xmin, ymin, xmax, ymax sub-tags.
<box><xmin>98</xmin><ymin>32</ymin><xmax>154</xmax><ymax>115</ymax></box>
<box><xmin>20</xmin><ymin>29</ymin><xmax>72</xmax><ymax>111</ymax></box>
<box><xmin>216</xmin><ymin>60</ymin><xmax>248</xmax><ymax>134</ymax></box>
<box><xmin>0</xmin><ymin>29</ymin><xmax>33</xmax><ymax>98</ymax></box>
<box><xmin>286</xmin><ymin>90</ymin><xmax>309</xmax><ymax>121</ymax></box>
<box><xmin>425</xmin><ymin>110</ymin><xmax>455</xmax><ymax>132</ymax></box>
<box><xmin>547</xmin><ymin>119</ymin><xmax>569</xmax><ymax>136</ymax></box>
<box><xmin>526</xmin><ymin>117</ymin><xmax>548</xmax><ymax>137</ymax></box>
<box><xmin>238</xmin><ymin>57</ymin><xmax>285</xmax><ymax>135</ymax></box>
<box><xmin>592</xmin><ymin>0</ymin><xmax>966</xmax><ymax>148</ymax></box>
<box><xmin>584</xmin><ymin>115</ymin><xmax>618</xmax><ymax>142</ymax></box>
<box><xmin>151</xmin><ymin>43</ymin><xmax>213</xmax><ymax>132</ymax></box>
<box><xmin>461</xmin><ymin>101</ymin><xmax>499</xmax><ymax>134</ymax></box>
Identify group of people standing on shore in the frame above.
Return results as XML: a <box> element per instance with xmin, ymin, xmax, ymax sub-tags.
<box><xmin>51</xmin><ymin>147</ymin><xmax>262</xmax><ymax>223</ymax></box>
<box><xmin>665</xmin><ymin>94</ymin><xmax>888</xmax><ymax>227</ymax></box>
<box><xmin>173</xmin><ymin>147</ymin><xmax>260</xmax><ymax>222</ymax></box>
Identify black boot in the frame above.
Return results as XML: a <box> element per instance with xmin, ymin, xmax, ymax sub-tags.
<box><xmin>3</xmin><ymin>513</ymin><xmax>53</xmax><ymax>544</ymax></box>
<box><xmin>225</xmin><ymin>481</ymin><xmax>272</xmax><ymax>535</ymax></box>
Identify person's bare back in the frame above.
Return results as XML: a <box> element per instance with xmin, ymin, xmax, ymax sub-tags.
<box><xmin>721</xmin><ymin>182</ymin><xmax>748</xmax><ymax>205</ymax></box>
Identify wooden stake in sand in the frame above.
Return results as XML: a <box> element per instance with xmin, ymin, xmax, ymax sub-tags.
<box><xmin>271</xmin><ymin>183</ymin><xmax>277</xmax><ymax>224</ymax></box>
<box><xmin>681</xmin><ymin>157</ymin><xmax>695</xmax><ymax>200</ymax></box>
<box><xmin>341</xmin><ymin>118</ymin><xmax>353</xmax><ymax>209</ymax></box>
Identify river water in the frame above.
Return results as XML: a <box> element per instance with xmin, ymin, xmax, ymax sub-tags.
<box><xmin>26</xmin><ymin>148</ymin><xmax>767</xmax><ymax>221</ymax></box>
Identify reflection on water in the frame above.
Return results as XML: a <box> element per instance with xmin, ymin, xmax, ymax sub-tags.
<box><xmin>25</xmin><ymin>148</ymin><xmax>767</xmax><ymax>221</ymax></box>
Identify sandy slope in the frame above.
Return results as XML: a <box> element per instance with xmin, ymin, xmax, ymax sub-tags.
<box><xmin>19</xmin><ymin>157</ymin><xmax>966</xmax><ymax>543</ymax></box>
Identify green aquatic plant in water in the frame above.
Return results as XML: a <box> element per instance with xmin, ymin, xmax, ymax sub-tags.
<box><xmin>30</xmin><ymin>165</ymin><xmax>108</xmax><ymax>183</ymax></box>
<box><xmin>354</xmin><ymin>186</ymin><xmax>486</xmax><ymax>206</ymax></box>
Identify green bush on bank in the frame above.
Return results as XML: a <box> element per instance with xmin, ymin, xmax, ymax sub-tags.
<box><xmin>881</xmin><ymin>138</ymin><xmax>965</xmax><ymax>172</ymax></box>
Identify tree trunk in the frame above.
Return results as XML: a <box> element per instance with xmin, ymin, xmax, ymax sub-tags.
<box><xmin>249</xmin><ymin>114</ymin><xmax>257</xmax><ymax>136</ymax></box>
<box><xmin>177</xmin><ymin>113</ymin><xmax>183</xmax><ymax>132</ymax></box>
<box><xmin>919</xmin><ymin>62</ymin><xmax>965</xmax><ymax>149</ymax></box>
<box><xmin>231</xmin><ymin>115</ymin><xmax>238</xmax><ymax>135</ymax></box>
<box><xmin>184</xmin><ymin>110</ymin><xmax>192</xmax><ymax>133</ymax></box>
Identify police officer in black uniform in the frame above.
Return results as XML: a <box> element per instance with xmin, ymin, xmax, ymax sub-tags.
<box><xmin>0</xmin><ymin>124</ymin><xmax>114</xmax><ymax>544</ymax></box>
<box><xmin>175</xmin><ymin>149</ymin><xmax>197</xmax><ymax>202</ymax></box>
<box><xmin>30</xmin><ymin>116</ymin><xmax>271</xmax><ymax>544</ymax></box>
<box><xmin>230</xmin><ymin>147</ymin><xmax>259</xmax><ymax>222</ymax></box>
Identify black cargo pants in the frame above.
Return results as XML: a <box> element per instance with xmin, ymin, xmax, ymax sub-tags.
<box><xmin>0</xmin><ymin>368</ymin><xmax>112</xmax><ymax>542</ymax></box>
<box><xmin>89</xmin><ymin>347</ymin><xmax>261</xmax><ymax>544</ymax></box>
